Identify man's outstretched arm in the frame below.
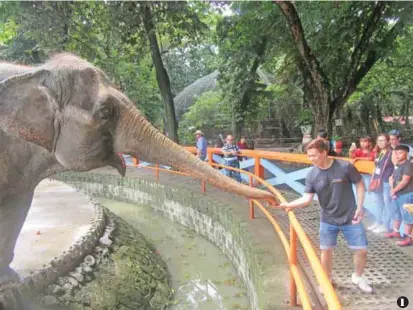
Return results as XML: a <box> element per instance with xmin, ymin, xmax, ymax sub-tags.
<box><xmin>279</xmin><ymin>192</ymin><xmax>314</xmax><ymax>210</ymax></box>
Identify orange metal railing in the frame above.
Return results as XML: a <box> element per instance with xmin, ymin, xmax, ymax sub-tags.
<box><xmin>185</xmin><ymin>146</ymin><xmax>375</xmax><ymax>177</ymax></box>
<box><xmin>131</xmin><ymin>155</ymin><xmax>343</xmax><ymax>309</ymax></box>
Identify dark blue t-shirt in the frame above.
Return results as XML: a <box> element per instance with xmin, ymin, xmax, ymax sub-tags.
<box><xmin>372</xmin><ymin>150</ymin><xmax>393</xmax><ymax>183</ymax></box>
<box><xmin>304</xmin><ymin>160</ymin><xmax>362</xmax><ymax>225</ymax></box>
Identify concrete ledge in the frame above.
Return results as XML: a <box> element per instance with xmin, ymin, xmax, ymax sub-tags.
<box><xmin>0</xmin><ymin>183</ymin><xmax>106</xmax><ymax>310</ymax></box>
<box><xmin>54</xmin><ymin>171</ymin><xmax>290</xmax><ymax>310</ymax></box>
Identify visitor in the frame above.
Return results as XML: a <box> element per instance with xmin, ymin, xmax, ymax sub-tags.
<box><xmin>367</xmin><ymin>134</ymin><xmax>393</xmax><ymax>234</ymax></box>
<box><xmin>195</xmin><ymin>130</ymin><xmax>208</xmax><ymax>161</ymax></box>
<box><xmin>278</xmin><ymin>138</ymin><xmax>373</xmax><ymax>293</ymax></box>
<box><xmin>349</xmin><ymin>136</ymin><xmax>375</xmax><ymax>162</ymax></box>
<box><xmin>221</xmin><ymin>135</ymin><xmax>242</xmax><ymax>182</ymax></box>
<box><xmin>388</xmin><ymin>129</ymin><xmax>413</xmax><ymax>163</ymax></box>
<box><xmin>237</xmin><ymin>136</ymin><xmax>249</xmax><ymax>161</ymax></box>
<box><xmin>317</xmin><ymin>129</ymin><xmax>338</xmax><ymax>156</ymax></box>
<box><xmin>237</xmin><ymin>136</ymin><xmax>248</xmax><ymax>150</ymax></box>
<box><xmin>385</xmin><ymin>144</ymin><xmax>413</xmax><ymax>246</ymax></box>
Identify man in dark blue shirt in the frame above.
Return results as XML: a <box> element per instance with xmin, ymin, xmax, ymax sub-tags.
<box><xmin>278</xmin><ymin>139</ymin><xmax>372</xmax><ymax>293</ymax></box>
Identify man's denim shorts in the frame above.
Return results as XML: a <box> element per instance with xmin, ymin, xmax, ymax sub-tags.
<box><xmin>319</xmin><ymin>222</ymin><xmax>368</xmax><ymax>250</ymax></box>
<box><xmin>392</xmin><ymin>192</ymin><xmax>413</xmax><ymax>224</ymax></box>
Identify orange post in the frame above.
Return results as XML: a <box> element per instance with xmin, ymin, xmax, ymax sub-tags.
<box><xmin>201</xmin><ymin>180</ymin><xmax>206</xmax><ymax>193</ymax></box>
<box><xmin>133</xmin><ymin>157</ymin><xmax>139</xmax><ymax>166</ymax></box>
<box><xmin>249</xmin><ymin>175</ymin><xmax>254</xmax><ymax>219</ymax></box>
<box><xmin>289</xmin><ymin>224</ymin><xmax>298</xmax><ymax>307</ymax></box>
<box><xmin>208</xmin><ymin>149</ymin><xmax>214</xmax><ymax>166</ymax></box>
<box><xmin>155</xmin><ymin>164</ymin><xmax>159</xmax><ymax>183</ymax></box>
<box><xmin>254</xmin><ymin>156</ymin><xmax>265</xmax><ymax>184</ymax></box>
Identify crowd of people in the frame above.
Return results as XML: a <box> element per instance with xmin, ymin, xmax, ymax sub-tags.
<box><xmin>308</xmin><ymin>129</ymin><xmax>413</xmax><ymax>246</ymax></box>
<box><xmin>280</xmin><ymin>130</ymin><xmax>413</xmax><ymax>294</ymax></box>
<box><xmin>195</xmin><ymin>127</ymin><xmax>413</xmax><ymax>294</ymax></box>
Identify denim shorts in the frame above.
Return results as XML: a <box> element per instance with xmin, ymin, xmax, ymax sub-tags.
<box><xmin>396</xmin><ymin>192</ymin><xmax>413</xmax><ymax>224</ymax></box>
<box><xmin>319</xmin><ymin>222</ymin><xmax>368</xmax><ymax>250</ymax></box>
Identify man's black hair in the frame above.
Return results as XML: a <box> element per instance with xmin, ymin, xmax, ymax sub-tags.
<box><xmin>317</xmin><ymin>129</ymin><xmax>328</xmax><ymax>139</ymax></box>
<box><xmin>394</xmin><ymin>144</ymin><xmax>410</xmax><ymax>153</ymax></box>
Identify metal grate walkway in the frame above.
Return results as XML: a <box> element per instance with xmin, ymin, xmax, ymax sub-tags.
<box><xmin>274</xmin><ymin>191</ymin><xmax>413</xmax><ymax>310</ymax></box>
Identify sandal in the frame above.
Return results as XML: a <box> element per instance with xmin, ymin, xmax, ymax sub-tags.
<box><xmin>396</xmin><ymin>238</ymin><xmax>412</xmax><ymax>247</ymax></box>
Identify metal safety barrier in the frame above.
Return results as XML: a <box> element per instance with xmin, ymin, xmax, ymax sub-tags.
<box><xmin>130</xmin><ymin>154</ymin><xmax>343</xmax><ymax>309</ymax></box>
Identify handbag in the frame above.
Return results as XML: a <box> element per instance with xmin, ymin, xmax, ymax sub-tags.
<box><xmin>368</xmin><ymin>151</ymin><xmax>390</xmax><ymax>192</ymax></box>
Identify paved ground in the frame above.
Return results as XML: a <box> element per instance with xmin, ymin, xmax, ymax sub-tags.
<box><xmin>99</xmin><ymin>164</ymin><xmax>413</xmax><ymax>310</ymax></box>
<box><xmin>10</xmin><ymin>179</ymin><xmax>95</xmax><ymax>278</ymax></box>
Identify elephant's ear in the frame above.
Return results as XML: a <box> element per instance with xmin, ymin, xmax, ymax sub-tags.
<box><xmin>0</xmin><ymin>69</ymin><xmax>59</xmax><ymax>151</ymax></box>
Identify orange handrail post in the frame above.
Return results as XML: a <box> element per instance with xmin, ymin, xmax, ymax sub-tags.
<box><xmin>201</xmin><ymin>180</ymin><xmax>206</xmax><ymax>193</ymax></box>
<box><xmin>155</xmin><ymin>164</ymin><xmax>159</xmax><ymax>183</ymax></box>
<box><xmin>289</xmin><ymin>224</ymin><xmax>298</xmax><ymax>307</ymax></box>
<box><xmin>208</xmin><ymin>149</ymin><xmax>214</xmax><ymax>166</ymax></box>
<box><xmin>249</xmin><ymin>175</ymin><xmax>254</xmax><ymax>219</ymax></box>
<box><xmin>254</xmin><ymin>156</ymin><xmax>264</xmax><ymax>185</ymax></box>
<box><xmin>289</xmin><ymin>212</ymin><xmax>342</xmax><ymax>309</ymax></box>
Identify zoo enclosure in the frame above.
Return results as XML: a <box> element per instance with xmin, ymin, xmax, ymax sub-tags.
<box><xmin>129</xmin><ymin>147</ymin><xmax>375</xmax><ymax>309</ymax></box>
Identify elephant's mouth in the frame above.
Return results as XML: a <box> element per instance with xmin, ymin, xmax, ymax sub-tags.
<box><xmin>108</xmin><ymin>152</ymin><xmax>126</xmax><ymax>177</ymax></box>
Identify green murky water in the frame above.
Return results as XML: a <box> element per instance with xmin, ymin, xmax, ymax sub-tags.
<box><xmin>98</xmin><ymin>198</ymin><xmax>250</xmax><ymax>310</ymax></box>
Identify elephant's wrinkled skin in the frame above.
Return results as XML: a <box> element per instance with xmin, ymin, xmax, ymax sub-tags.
<box><xmin>0</xmin><ymin>53</ymin><xmax>277</xmax><ymax>285</ymax></box>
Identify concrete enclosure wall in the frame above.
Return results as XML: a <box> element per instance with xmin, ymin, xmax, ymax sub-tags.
<box><xmin>54</xmin><ymin>172</ymin><xmax>286</xmax><ymax>310</ymax></box>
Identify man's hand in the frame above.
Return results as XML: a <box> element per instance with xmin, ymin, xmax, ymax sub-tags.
<box><xmin>263</xmin><ymin>196</ymin><xmax>280</xmax><ymax>207</ymax></box>
<box><xmin>352</xmin><ymin>208</ymin><xmax>364</xmax><ymax>224</ymax></box>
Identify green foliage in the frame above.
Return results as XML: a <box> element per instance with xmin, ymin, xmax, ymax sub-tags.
<box><xmin>178</xmin><ymin>90</ymin><xmax>230</xmax><ymax>143</ymax></box>
<box><xmin>3</xmin><ymin>1</ymin><xmax>413</xmax><ymax>140</ymax></box>
<box><xmin>216</xmin><ymin>2</ymin><xmax>286</xmax><ymax>135</ymax></box>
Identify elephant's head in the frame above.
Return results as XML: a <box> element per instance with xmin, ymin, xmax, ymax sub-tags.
<box><xmin>0</xmin><ymin>53</ymin><xmax>278</xmax><ymax>204</ymax></box>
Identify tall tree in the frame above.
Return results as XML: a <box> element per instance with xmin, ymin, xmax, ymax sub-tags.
<box><xmin>141</xmin><ymin>2</ymin><xmax>179</xmax><ymax>142</ymax></box>
<box><xmin>217</xmin><ymin>2</ymin><xmax>282</xmax><ymax>137</ymax></box>
<box><xmin>275</xmin><ymin>1</ymin><xmax>413</xmax><ymax>135</ymax></box>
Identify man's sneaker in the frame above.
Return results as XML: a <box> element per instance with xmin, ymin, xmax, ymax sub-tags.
<box><xmin>396</xmin><ymin>237</ymin><xmax>413</xmax><ymax>247</ymax></box>
<box><xmin>373</xmin><ymin>225</ymin><xmax>388</xmax><ymax>234</ymax></box>
<box><xmin>367</xmin><ymin>223</ymin><xmax>379</xmax><ymax>231</ymax></box>
<box><xmin>351</xmin><ymin>273</ymin><xmax>373</xmax><ymax>293</ymax></box>
<box><xmin>384</xmin><ymin>231</ymin><xmax>401</xmax><ymax>238</ymax></box>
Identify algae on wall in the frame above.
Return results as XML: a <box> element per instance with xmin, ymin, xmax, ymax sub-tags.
<box><xmin>40</xmin><ymin>212</ymin><xmax>173</xmax><ymax>310</ymax></box>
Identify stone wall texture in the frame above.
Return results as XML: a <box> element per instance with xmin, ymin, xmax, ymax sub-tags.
<box><xmin>0</xmin><ymin>195</ymin><xmax>106</xmax><ymax>310</ymax></box>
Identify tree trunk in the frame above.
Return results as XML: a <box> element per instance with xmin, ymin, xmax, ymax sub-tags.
<box><xmin>141</xmin><ymin>3</ymin><xmax>179</xmax><ymax>143</ymax></box>
<box><xmin>276</xmin><ymin>1</ymin><xmax>404</xmax><ymax>137</ymax></box>
<box><xmin>234</xmin><ymin>38</ymin><xmax>268</xmax><ymax>138</ymax></box>
<box><xmin>404</xmin><ymin>98</ymin><xmax>410</xmax><ymax>129</ymax></box>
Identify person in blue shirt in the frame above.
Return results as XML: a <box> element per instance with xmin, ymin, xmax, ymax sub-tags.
<box><xmin>388</xmin><ymin>129</ymin><xmax>413</xmax><ymax>163</ymax></box>
<box><xmin>195</xmin><ymin>130</ymin><xmax>208</xmax><ymax>161</ymax></box>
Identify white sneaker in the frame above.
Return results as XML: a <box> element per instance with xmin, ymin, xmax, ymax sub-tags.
<box><xmin>373</xmin><ymin>225</ymin><xmax>388</xmax><ymax>234</ymax></box>
<box><xmin>351</xmin><ymin>273</ymin><xmax>373</xmax><ymax>293</ymax></box>
<box><xmin>367</xmin><ymin>223</ymin><xmax>379</xmax><ymax>231</ymax></box>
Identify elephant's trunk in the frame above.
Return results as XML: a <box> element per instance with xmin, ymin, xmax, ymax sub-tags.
<box><xmin>114</xmin><ymin>107</ymin><xmax>277</xmax><ymax>203</ymax></box>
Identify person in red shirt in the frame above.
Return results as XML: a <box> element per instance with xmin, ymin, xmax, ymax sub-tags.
<box><xmin>237</xmin><ymin>137</ymin><xmax>248</xmax><ymax>149</ymax></box>
<box><xmin>237</xmin><ymin>137</ymin><xmax>248</xmax><ymax>161</ymax></box>
<box><xmin>349</xmin><ymin>136</ymin><xmax>375</xmax><ymax>162</ymax></box>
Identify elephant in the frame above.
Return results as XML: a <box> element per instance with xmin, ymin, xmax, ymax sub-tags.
<box><xmin>0</xmin><ymin>53</ymin><xmax>278</xmax><ymax>286</ymax></box>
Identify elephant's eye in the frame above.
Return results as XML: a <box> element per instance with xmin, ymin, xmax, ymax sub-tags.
<box><xmin>97</xmin><ymin>106</ymin><xmax>112</xmax><ymax>120</ymax></box>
